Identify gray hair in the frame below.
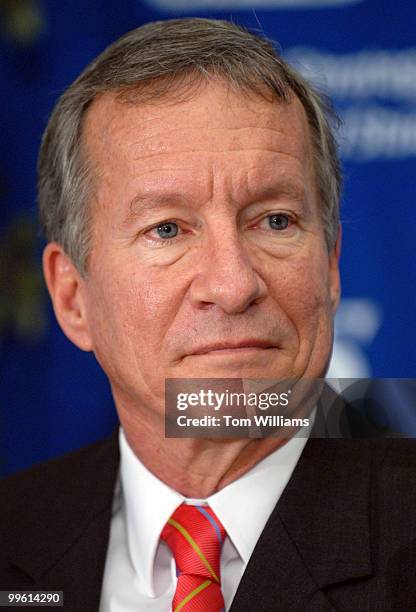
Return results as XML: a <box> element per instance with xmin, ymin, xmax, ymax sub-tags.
<box><xmin>38</xmin><ymin>18</ymin><xmax>341</xmax><ymax>275</ymax></box>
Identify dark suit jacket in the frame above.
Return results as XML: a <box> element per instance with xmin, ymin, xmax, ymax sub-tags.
<box><xmin>1</xmin><ymin>423</ymin><xmax>416</xmax><ymax>611</ymax></box>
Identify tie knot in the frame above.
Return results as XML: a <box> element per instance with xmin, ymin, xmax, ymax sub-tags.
<box><xmin>161</xmin><ymin>504</ymin><xmax>226</xmax><ymax>583</ymax></box>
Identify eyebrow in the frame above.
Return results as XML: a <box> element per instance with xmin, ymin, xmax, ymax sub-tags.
<box><xmin>251</xmin><ymin>180</ymin><xmax>307</xmax><ymax>203</ymax></box>
<box><xmin>122</xmin><ymin>191</ymin><xmax>190</xmax><ymax>227</ymax></box>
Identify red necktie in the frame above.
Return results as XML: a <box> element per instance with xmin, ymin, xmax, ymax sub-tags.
<box><xmin>160</xmin><ymin>504</ymin><xmax>226</xmax><ymax>612</ymax></box>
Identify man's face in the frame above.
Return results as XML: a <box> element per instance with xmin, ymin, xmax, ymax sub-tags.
<box><xmin>79</xmin><ymin>81</ymin><xmax>340</xmax><ymax>412</ymax></box>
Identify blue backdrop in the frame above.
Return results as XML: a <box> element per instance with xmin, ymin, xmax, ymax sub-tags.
<box><xmin>1</xmin><ymin>0</ymin><xmax>415</xmax><ymax>475</ymax></box>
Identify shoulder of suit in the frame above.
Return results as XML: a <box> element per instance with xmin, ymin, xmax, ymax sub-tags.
<box><xmin>0</xmin><ymin>430</ymin><xmax>119</xmax><ymax>538</ymax></box>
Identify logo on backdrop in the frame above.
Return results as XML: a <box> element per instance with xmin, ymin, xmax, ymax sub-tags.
<box><xmin>328</xmin><ymin>298</ymin><xmax>382</xmax><ymax>378</ymax></box>
<box><xmin>285</xmin><ymin>47</ymin><xmax>416</xmax><ymax>161</ymax></box>
<box><xmin>144</xmin><ymin>0</ymin><xmax>363</xmax><ymax>10</ymax></box>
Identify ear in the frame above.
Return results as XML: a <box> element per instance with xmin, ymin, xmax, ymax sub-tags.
<box><xmin>43</xmin><ymin>242</ymin><xmax>93</xmax><ymax>351</ymax></box>
<box><xmin>329</xmin><ymin>224</ymin><xmax>342</xmax><ymax>314</ymax></box>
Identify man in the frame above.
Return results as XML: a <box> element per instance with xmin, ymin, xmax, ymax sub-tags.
<box><xmin>1</xmin><ymin>18</ymin><xmax>415</xmax><ymax>612</ymax></box>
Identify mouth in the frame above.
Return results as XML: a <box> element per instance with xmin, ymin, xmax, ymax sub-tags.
<box><xmin>189</xmin><ymin>340</ymin><xmax>277</xmax><ymax>356</ymax></box>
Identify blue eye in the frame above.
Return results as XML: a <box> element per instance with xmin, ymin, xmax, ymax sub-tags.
<box><xmin>268</xmin><ymin>214</ymin><xmax>289</xmax><ymax>230</ymax></box>
<box><xmin>156</xmin><ymin>222</ymin><xmax>179</xmax><ymax>239</ymax></box>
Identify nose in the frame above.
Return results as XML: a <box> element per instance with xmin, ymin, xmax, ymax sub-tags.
<box><xmin>188</xmin><ymin>228</ymin><xmax>268</xmax><ymax>314</ymax></box>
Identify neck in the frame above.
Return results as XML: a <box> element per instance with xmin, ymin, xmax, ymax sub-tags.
<box><xmin>117</xmin><ymin>398</ymin><xmax>286</xmax><ymax>498</ymax></box>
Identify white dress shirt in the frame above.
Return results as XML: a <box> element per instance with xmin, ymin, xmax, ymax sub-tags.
<box><xmin>100</xmin><ymin>421</ymin><xmax>312</xmax><ymax>611</ymax></box>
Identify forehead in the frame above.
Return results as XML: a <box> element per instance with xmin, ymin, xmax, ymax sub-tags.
<box><xmin>82</xmin><ymin>80</ymin><xmax>315</xmax><ymax>202</ymax></box>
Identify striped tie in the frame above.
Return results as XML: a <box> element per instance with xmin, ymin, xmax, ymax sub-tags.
<box><xmin>161</xmin><ymin>504</ymin><xmax>226</xmax><ymax>612</ymax></box>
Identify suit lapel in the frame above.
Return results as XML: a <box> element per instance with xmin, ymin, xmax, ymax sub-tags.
<box><xmin>229</xmin><ymin>509</ymin><xmax>338</xmax><ymax>611</ymax></box>
<box><xmin>230</xmin><ymin>438</ymin><xmax>373</xmax><ymax>611</ymax></box>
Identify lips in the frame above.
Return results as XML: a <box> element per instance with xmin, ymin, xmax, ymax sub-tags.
<box><xmin>189</xmin><ymin>340</ymin><xmax>276</xmax><ymax>355</ymax></box>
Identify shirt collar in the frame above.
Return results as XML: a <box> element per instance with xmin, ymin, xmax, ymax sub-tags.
<box><xmin>119</xmin><ymin>429</ymin><xmax>183</xmax><ymax>597</ymax></box>
<box><xmin>119</xmin><ymin>415</ymin><xmax>313</xmax><ymax>595</ymax></box>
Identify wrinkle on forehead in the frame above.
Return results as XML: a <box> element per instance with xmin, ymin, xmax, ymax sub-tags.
<box><xmin>83</xmin><ymin>81</ymin><xmax>311</xmax><ymax>161</ymax></box>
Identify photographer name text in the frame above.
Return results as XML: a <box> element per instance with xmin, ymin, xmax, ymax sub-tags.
<box><xmin>176</xmin><ymin>414</ymin><xmax>310</xmax><ymax>428</ymax></box>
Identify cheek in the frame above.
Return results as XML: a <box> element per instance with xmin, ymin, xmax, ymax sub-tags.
<box><xmin>125</xmin><ymin>268</ymin><xmax>187</xmax><ymax>339</ymax></box>
<box><xmin>83</xmin><ymin>276</ymin><xmax>132</xmax><ymax>374</ymax></box>
<box><xmin>86</xmin><ymin>263</ymin><xmax>187</xmax><ymax>364</ymax></box>
<box><xmin>267</xmin><ymin>250</ymin><xmax>333</xmax><ymax>332</ymax></box>
<box><xmin>272</xmin><ymin>253</ymin><xmax>334</xmax><ymax>377</ymax></box>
